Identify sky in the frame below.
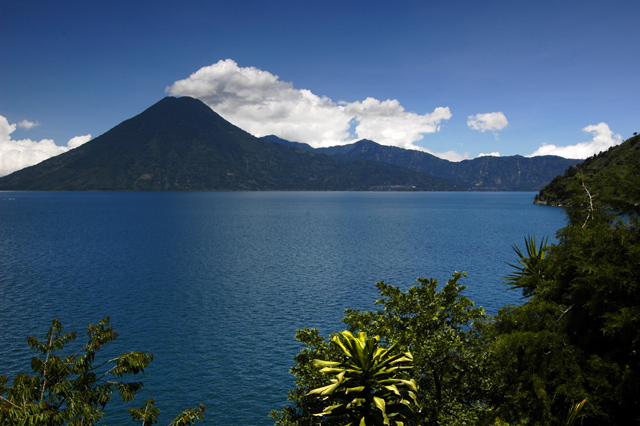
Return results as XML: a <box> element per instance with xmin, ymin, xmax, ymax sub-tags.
<box><xmin>1</xmin><ymin>0</ymin><xmax>639</xmax><ymax>176</ymax></box>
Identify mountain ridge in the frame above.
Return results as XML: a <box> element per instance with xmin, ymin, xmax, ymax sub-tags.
<box><xmin>264</xmin><ymin>136</ymin><xmax>581</xmax><ymax>191</ymax></box>
<box><xmin>0</xmin><ymin>97</ymin><xmax>455</xmax><ymax>191</ymax></box>
<box><xmin>0</xmin><ymin>96</ymin><xmax>580</xmax><ymax>191</ymax></box>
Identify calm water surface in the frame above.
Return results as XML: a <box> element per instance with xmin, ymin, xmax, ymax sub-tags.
<box><xmin>0</xmin><ymin>191</ymin><xmax>566</xmax><ymax>425</ymax></box>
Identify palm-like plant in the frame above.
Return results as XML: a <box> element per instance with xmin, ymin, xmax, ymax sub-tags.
<box><xmin>308</xmin><ymin>331</ymin><xmax>419</xmax><ymax>426</ymax></box>
<box><xmin>503</xmin><ymin>235</ymin><xmax>549</xmax><ymax>297</ymax></box>
<box><xmin>560</xmin><ymin>398</ymin><xmax>587</xmax><ymax>426</ymax></box>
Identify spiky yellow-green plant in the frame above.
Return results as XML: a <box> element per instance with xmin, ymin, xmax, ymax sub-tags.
<box><xmin>308</xmin><ymin>331</ymin><xmax>419</xmax><ymax>426</ymax></box>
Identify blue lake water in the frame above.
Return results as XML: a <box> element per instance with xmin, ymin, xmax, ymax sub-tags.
<box><xmin>0</xmin><ymin>191</ymin><xmax>566</xmax><ymax>425</ymax></box>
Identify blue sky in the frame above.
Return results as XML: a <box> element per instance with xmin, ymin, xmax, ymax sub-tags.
<box><xmin>1</xmin><ymin>0</ymin><xmax>638</xmax><ymax>176</ymax></box>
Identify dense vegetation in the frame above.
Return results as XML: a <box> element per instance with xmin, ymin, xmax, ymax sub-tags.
<box><xmin>272</xmin><ymin>173</ymin><xmax>639</xmax><ymax>425</ymax></box>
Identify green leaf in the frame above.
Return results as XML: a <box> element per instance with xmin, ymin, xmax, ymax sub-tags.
<box><xmin>312</xmin><ymin>359</ymin><xmax>341</xmax><ymax>368</ymax></box>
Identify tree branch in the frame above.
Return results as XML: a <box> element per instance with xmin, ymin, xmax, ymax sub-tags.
<box><xmin>39</xmin><ymin>328</ymin><xmax>56</xmax><ymax>404</ymax></box>
<box><xmin>556</xmin><ymin>305</ymin><xmax>574</xmax><ymax>326</ymax></box>
<box><xmin>582</xmin><ymin>181</ymin><xmax>595</xmax><ymax>229</ymax></box>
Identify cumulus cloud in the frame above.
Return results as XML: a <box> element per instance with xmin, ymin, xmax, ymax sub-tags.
<box><xmin>478</xmin><ymin>152</ymin><xmax>500</xmax><ymax>157</ymax></box>
<box><xmin>0</xmin><ymin>115</ymin><xmax>91</xmax><ymax>177</ymax></box>
<box><xmin>467</xmin><ymin>112</ymin><xmax>508</xmax><ymax>140</ymax></box>
<box><xmin>345</xmin><ymin>98</ymin><xmax>452</xmax><ymax>150</ymax></box>
<box><xmin>166</xmin><ymin>59</ymin><xmax>451</xmax><ymax>151</ymax></box>
<box><xmin>17</xmin><ymin>119</ymin><xmax>40</xmax><ymax>130</ymax></box>
<box><xmin>528</xmin><ymin>122</ymin><xmax>622</xmax><ymax>159</ymax></box>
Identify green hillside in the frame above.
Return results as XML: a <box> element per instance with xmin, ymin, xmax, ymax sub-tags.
<box><xmin>535</xmin><ymin>133</ymin><xmax>640</xmax><ymax>211</ymax></box>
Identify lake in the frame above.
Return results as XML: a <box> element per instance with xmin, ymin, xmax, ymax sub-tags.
<box><xmin>0</xmin><ymin>191</ymin><xmax>566</xmax><ymax>425</ymax></box>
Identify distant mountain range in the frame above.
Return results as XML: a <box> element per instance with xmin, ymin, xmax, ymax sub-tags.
<box><xmin>263</xmin><ymin>136</ymin><xmax>579</xmax><ymax>191</ymax></box>
<box><xmin>535</xmin><ymin>133</ymin><xmax>640</xmax><ymax>210</ymax></box>
<box><xmin>0</xmin><ymin>96</ymin><xmax>580</xmax><ymax>191</ymax></box>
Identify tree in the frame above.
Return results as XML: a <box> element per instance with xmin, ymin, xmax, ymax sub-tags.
<box><xmin>488</xmin><ymin>182</ymin><xmax>640</xmax><ymax>425</ymax></box>
<box><xmin>308</xmin><ymin>331</ymin><xmax>419</xmax><ymax>426</ymax></box>
<box><xmin>486</xmin><ymin>299</ymin><xmax>589</xmax><ymax>425</ymax></box>
<box><xmin>343</xmin><ymin>273</ymin><xmax>495</xmax><ymax>426</ymax></box>
<box><xmin>502</xmin><ymin>235</ymin><xmax>549</xmax><ymax>298</ymax></box>
<box><xmin>272</xmin><ymin>273</ymin><xmax>495</xmax><ymax>426</ymax></box>
<box><xmin>0</xmin><ymin>316</ymin><xmax>205</xmax><ymax>426</ymax></box>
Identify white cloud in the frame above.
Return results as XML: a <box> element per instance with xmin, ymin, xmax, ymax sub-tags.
<box><xmin>478</xmin><ymin>152</ymin><xmax>501</xmax><ymax>157</ymax></box>
<box><xmin>344</xmin><ymin>98</ymin><xmax>452</xmax><ymax>150</ymax></box>
<box><xmin>429</xmin><ymin>150</ymin><xmax>470</xmax><ymax>162</ymax></box>
<box><xmin>528</xmin><ymin>122</ymin><xmax>622</xmax><ymax>159</ymax></box>
<box><xmin>0</xmin><ymin>115</ymin><xmax>91</xmax><ymax>177</ymax></box>
<box><xmin>166</xmin><ymin>59</ymin><xmax>451</xmax><ymax>151</ymax></box>
<box><xmin>17</xmin><ymin>119</ymin><xmax>40</xmax><ymax>130</ymax></box>
<box><xmin>467</xmin><ymin>112</ymin><xmax>508</xmax><ymax>140</ymax></box>
<box><xmin>67</xmin><ymin>134</ymin><xmax>92</xmax><ymax>149</ymax></box>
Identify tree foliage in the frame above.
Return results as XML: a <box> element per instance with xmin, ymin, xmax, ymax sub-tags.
<box><xmin>272</xmin><ymin>273</ymin><xmax>494</xmax><ymax>426</ymax></box>
<box><xmin>308</xmin><ymin>331</ymin><xmax>419</xmax><ymax>426</ymax></box>
<box><xmin>0</xmin><ymin>316</ymin><xmax>204</xmax><ymax>426</ymax></box>
<box><xmin>502</xmin><ymin>235</ymin><xmax>549</xmax><ymax>298</ymax></box>
<box><xmin>342</xmin><ymin>273</ymin><xmax>494</xmax><ymax>426</ymax></box>
<box><xmin>489</xmin><ymin>182</ymin><xmax>640</xmax><ymax>425</ymax></box>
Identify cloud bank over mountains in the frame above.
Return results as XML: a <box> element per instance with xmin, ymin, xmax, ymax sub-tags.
<box><xmin>528</xmin><ymin>123</ymin><xmax>622</xmax><ymax>159</ymax></box>
<box><xmin>0</xmin><ymin>115</ymin><xmax>90</xmax><ymax>177</ymax></box>
<box><xmin>166</xmin><ymin>59</ymin><xmax>454</xmax><ymax>156</ymax></box>
<box><xmin>167</xmin><ymin>60</ymin><xmax>623</xmax><ymax>162</ymax></box>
